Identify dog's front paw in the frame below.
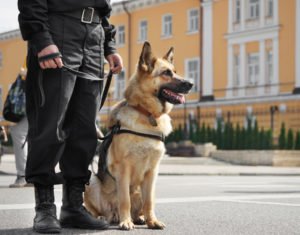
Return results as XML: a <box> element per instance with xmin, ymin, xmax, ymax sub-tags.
<box><xmin>119</xmin><ymin>218</ymin><xmax>135</xmax><ymax>230</ymax></box>
<box><xmin>147</xmin><ymin>220</ymin><xmax>166</xmax><ymax>230</ymax></box>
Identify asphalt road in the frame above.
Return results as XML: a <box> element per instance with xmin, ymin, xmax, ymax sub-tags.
<box><xmin>0</xmin><ymin>173</ymin><xmax>299</xmax><ymax>235</ymax></box>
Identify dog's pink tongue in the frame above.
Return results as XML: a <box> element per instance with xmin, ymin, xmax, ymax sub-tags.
<box><xmin>179</xmin><ymin>95</ymin><xmax>185</xmax><ymax>104</ymax></box>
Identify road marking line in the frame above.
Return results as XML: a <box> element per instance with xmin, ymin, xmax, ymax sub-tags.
<box><xmin>220</xmin><ymin>200</ymin><xmax>300</xmax><ymax>207</ymax></box>
<box><xmin>156</xmin><ymin>194</ymin><xmax>300</xmax><ymax>204</ymax></box>
<box><xmin>1</xmin><ymin>194</ymin><xmax>300</xmax><ymax>210</ymax></box>
<box><xmin>220</xmin><ymin>185</ymin><xmax>300</xmax><ymax>188</ymax></box>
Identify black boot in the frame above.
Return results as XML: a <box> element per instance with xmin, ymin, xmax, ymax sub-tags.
<box><xmin>33</xmin><ymin>185</ymin><xmax>61</xmax><ymax>234</ymax></box>
<box><xmin>59</xmin><ymin>181</ymin><xmax>109</xmax><ymax>230</ymax></box>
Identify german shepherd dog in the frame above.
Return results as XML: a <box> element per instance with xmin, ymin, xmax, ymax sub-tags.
<box><xmin>84</xmin><ymin>42</ymin><xmax>193</xmax><ymax>230</ymax></box>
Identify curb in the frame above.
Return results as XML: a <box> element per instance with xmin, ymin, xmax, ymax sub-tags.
<box><xmin>159</xmin><ymin>172</ymin><xmax>300</xmax><ymax>176</ymax></box>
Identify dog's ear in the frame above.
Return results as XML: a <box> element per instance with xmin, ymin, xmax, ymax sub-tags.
<box><xmin>163</xmin><ymin>47</ymin><xmax>174</xmax><ymax>64</ymax></box>
<box><xmin>138</xmin><ymin>41</ymin><xmax>156</xmax><ymax>73</ymax></box>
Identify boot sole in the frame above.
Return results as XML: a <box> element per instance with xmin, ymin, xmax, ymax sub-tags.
<box><xmin>61</xmin><ymin>223</ymin><xmax>110</xmax><ymax>230</ymax></box>
<box><xmin>33</xmin><ymin>227</ymin><xmax>61</xmax><ymax>234</ymax></box>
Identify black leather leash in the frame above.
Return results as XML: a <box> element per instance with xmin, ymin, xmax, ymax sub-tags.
<box><xmin>38</xmin><ymin>52</ymin><xmax>113</xmax><ymax>110</ymax></box>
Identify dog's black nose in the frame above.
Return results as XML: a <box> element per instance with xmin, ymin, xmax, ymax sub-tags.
<box><xmin>182</xmin><ymin>80</ymin><xmax>194</xmax><ymax>90</ymax></box>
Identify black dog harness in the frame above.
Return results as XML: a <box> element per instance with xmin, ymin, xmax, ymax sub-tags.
<box><xmin>96</xmin><ymin>124</ymin><xmax>165</xmax><ymax>181</ymax></box>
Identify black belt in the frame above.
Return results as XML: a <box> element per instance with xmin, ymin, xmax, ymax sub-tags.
<box><xmin>60</xmin><ymin>7</ymin><xmax>102</xmax><ymax>24</ymax></box>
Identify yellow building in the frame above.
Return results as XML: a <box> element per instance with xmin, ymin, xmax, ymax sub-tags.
<box><xmin>0</xmin><ymin>0</ymin><xmax>299</xmax><ymax>139</ymax></box>
<box><xmin>199</xmin><ymin>0</ymin><xmax>300</xmax><ymax>138</ymax></box>
<box><xmin>109</xmin><ymin>0</ymin><xmax>300</xmax><ymax>138</ymax></box>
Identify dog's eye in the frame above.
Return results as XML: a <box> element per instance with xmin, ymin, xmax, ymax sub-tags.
<box><xmin>162</xmin><ymin>70</ymin><xmax>173</xmax><ymax>77</ymax></box>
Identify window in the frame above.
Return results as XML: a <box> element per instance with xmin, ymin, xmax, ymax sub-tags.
<box><xmin>188</xmin><ymin>9</ymin><xmax>199</xmax><ymax>32</ymax></box>
<box><xmin>162</xmin><ymin>14</ymin><xmax>172</xmax><ymax>37</ymax></box>
<box><xmin>185</xmin><ymin>58</ymin><xmax>200</xmax><ymax>92</ymax></box>
<box><xmin>114</xmin><ymin>70</ymin><xmax>126</xmax><ymax>99</ymax></box>
<box><xmin>233</xmin><ymin>55</ymin><xmax>240</xmax><ymax>86</ymax></box>
<box><xmin>234</xmin><ymin>0</ymin><xmax>241</xmax><ymax>23</ymax></box>
<box><xmin>117</xmin><ymin>25</ymin><xmax>125</xmax><ymax>45</ymax></box>
<box><xmin>266</xmin><ymin>0</ymin><xmax>274</xmax><ymax>17</ymax></box>
<box><xmin>247</xmin><ymin>53</ymin><xmax>259</xmax><ymax>85</ymax></box>
<box><xmin>266</xmin><ymin>51</ymin><xmax>273</xmax><ymax>84</ymax></box>
<box><xmin>139</xmin><ymin>20</ymin><xmax>148</xmax><ymax>42</ymax></box>
<box><xmin>248</xmin><ymin>0</ymin><xmax>260</xmax><ymax>19</ymax></box>
<box><xmin>0</xmin><ymin>51</ymin><xmax>3</xmax><ymax>69</ymax></box>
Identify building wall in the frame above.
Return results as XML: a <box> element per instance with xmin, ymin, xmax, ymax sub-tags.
<box><xmin>279</xmin><ymin>0</ymin><xmax>296</xmax><ymax>93</ymax></box>
<box><xmin>204</xmin><ymin>0</ymin><xmax>300</xmax><ymax>138</ymax></box>
<box><xmin>110</xmin><ymin>0</ymin><xmax>200</xmax><ymax>93</ymax></box>
<box><xmin>213</xmin><ymin>0</ymin><xmax>228</xmax><ymax>99</ymax></box>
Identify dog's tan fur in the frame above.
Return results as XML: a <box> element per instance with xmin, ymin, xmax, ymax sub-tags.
<box><xmin>84</xmin><ymin>42</ymin><xmax>190</xmax><ymax>230</ymax></box>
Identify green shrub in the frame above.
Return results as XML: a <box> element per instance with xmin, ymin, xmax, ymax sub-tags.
<box><xmin>295</xmin><ymin>131</ymin><xmax>300</xmax><ymax>150</ymax></box>
<box><xmin>278</xmin><ymin>123</ymin><xmax>286</xmax><ymax>149</ymax></box>
<box><xmin>286</xmin><ymin>128</ymin><xmax>294</xmax><ymax>150</ymax></box>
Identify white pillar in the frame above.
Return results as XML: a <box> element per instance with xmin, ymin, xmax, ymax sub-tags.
<box><xmin>228</xmin><ymin>0</ymin><xmax>233</xmax><ymax>33</ymax></box>
<box><xmin>239</xmin><ymin>43</ymin><xmax>246</xmax><ymax>97</ymax></box>
<box><xmin>272</xmin><ymin>37</ymin><xmax>279</xmax><ymax>94</ymax></box>
<box><xmin>258</xmin><ymin>40</ymin><xmax>266</xmax><ymax>95</ymax></box>
<box><xmin>240</xmin><ymin>0</ymin><xmax>246</xmax><ymax>30</ymax></box>
<box><xmin>260</xmin><ymin>0</ymin><xmax>265</xmax><ymax>27</ymax></box>
<box><xmin>202</xmin><ymin>0</ymin><xmax>214</xmax><ymax>100</ymax></box>
<box><xmin>227</xmin><ymin>44</ymin><xmax>233</xmax><ymax>98</ymax></box>
<box><xmin>274</xmin><ymin>0</ymin><xmax>279</xmax><ymax>25</ymax></box>
<box><xmin>295</xmin><ymin>0</ymin><xmax>300</xmax><ymax>92</ymax></box>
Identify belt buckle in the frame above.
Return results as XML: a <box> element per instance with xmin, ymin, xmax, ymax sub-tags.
<box><xmin>81</xmin><ymin>7</ymin><xmax>94</xmax><ymax>24</ymax></box>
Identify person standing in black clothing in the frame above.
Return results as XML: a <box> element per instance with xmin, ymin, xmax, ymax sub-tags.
<box><xmin>18</xmin><ymin>0</ymin><xmax>123</xmax><ymax>233</ymax></box>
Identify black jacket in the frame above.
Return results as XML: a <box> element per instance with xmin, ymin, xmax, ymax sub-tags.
<box><xmin>18</xmin><ymin>0</ymin><xmax>116</xmax><ymax>56</ymax></box>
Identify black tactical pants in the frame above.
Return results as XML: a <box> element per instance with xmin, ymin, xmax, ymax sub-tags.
<box><xmin>25</xmin><ymin>13</ymin><xmax>105</xmax><ymax>185</ymax></box>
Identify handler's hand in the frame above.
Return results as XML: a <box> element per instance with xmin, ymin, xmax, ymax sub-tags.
<box><xmin>106</xmin><ymin>53</ymin><xmax>123</xmax><ymax>74</ymax></box>
<box><xmin>37</xmin><ymin>44</ymin><xmax>63</xmax><ymax>69</ymax></box>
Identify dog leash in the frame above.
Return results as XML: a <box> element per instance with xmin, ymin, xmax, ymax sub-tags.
<box><xmin>38</xmin><ymin>52</ymin><xmax>113</xmax><ymax>110</ymax></box>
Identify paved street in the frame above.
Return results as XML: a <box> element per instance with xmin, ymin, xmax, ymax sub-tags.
<box><xmin>0</xmin><ymin>155</ymin><xmax>300</xmax><ymax>235</ymax></box>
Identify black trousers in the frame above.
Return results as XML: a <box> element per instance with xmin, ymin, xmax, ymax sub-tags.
<box><xmin>25</xmin><ymin>14</ymin><xmax>105</xmax><ymax>185</ymax></box>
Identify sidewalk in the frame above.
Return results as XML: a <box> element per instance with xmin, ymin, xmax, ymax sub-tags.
<box><xmin>160</xmin><ymin>156</ymin><xmax>300</xmax><ymax>176</ymax></box>
<box><xmin>1</xmin><ymin>154</ymin><xmax>300</xmax><ymax>177</ymax></box>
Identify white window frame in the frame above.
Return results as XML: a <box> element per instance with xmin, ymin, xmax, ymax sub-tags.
<box><xmin>114</xmin><ymin>70</ymin><xmax>126</xmax><ymax>99</ymax></box>
<box><xmin>248</xmin><ymin>0</ymin><xmax>260</xmax><ymax>20</ymax></box>
<box><xmin>138</xmin><ymin>20</ymin><xmax>148</xmax><ymax>42</ymax></box>
<box><xmin>233</xmin><ymin>54</ymin><xmax>240</xmax><ymax>86</ymax></box>
<box><xmin>185</xmin><ymin>58</ymin><xmax>200</xmax><ymax>92</ymax></box>
<box><xmin>187</xmin><ymin>8</ymin><xmax>199</xmax><ymax>33</ymax></box>
<box><xmin>234</xmin><ymin>0</ymin><xmax>241</xmax><ymax>23</ymax></box>
<box><xmin>266</xmin><ymin>51</ymin><xmax>273</xmax><ymax>84</ymax></box>
<box><xmin>162</xmin><ymin>14</ymin><xmax>173</xmax><ymax>38</ymax></box>
<box><xmin>116</xmin><ymin>25</ymin><xmax>125</xmax><ymax>46</ymax></box>
<box><xmin>266</xmin><ymin>0</ymin><xmax>274</xmax><ymax>17</ymax></box>
<box><xmin>247</xmin><ymin>53</ymin><xmax>260</xmax><ymax>85</ymax></box>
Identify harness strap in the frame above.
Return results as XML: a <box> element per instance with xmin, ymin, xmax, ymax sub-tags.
<box><xmin>117</xmin><ymin>127</ymin><xmax>165</xmax><ymax>142</ymax></box>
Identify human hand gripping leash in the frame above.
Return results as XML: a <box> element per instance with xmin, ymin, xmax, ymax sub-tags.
<box><xmin>38</xmin><ymin>52</ymin><xmax>113</xmax><ymax>110</ymax></box>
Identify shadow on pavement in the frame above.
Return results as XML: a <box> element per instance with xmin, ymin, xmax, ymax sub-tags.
<box><xmin>0</xmin><ymin>228</ymin><xmax>111</xmax><ymax>235</ymax></box>
<box><xmin>0</xmin><ymin>170</ymin><xmax>16</xmax><ymax>176</ymax></box>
